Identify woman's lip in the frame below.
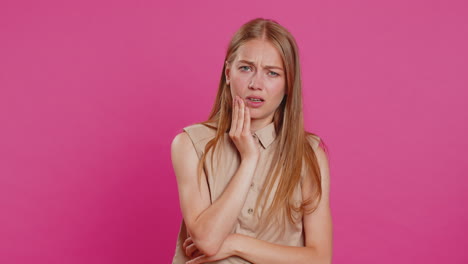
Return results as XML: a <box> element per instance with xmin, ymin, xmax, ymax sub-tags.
<box><xmin>246</xmin><ymin>96</ymin><xmax>264</xmax><ymax>101</ymax></box>
<box><xmin>246</xmin><ymin>99</ymin><xmax>265</xmax><ymax>108</ymax></box>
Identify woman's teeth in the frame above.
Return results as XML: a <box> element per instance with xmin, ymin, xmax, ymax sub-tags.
<box><xmin>248</xmin><ymin>98</ymin><xmax>262</xmax><ymax>102</ymax></box>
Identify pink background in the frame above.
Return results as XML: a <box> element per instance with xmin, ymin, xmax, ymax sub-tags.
<box><xmin>1</xmin><ymin>0</ymin><xmax>467</xmax><ymax>263</ymax></box>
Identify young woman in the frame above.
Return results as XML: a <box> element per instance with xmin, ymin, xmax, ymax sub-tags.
<box><xmin>171</xmin><ymin>18</ymin><xmax>333</xmax><ymax>264</ymax></box>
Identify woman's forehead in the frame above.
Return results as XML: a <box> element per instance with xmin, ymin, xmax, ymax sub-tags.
<box><xmin>234</xmin><ymin>39</ymin><xmax>283</xmax><ymax>66</ymax></box>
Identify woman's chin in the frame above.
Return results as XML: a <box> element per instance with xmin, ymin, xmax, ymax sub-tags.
<box><xmin>249</xmin><ymin>114</ymin><xmax>267</xmax><ymax>121</ymax></box>
<box><xmin>248</xmin><ymin>112</ymin><xmax>261</xmax><ymax>120</ymax></box>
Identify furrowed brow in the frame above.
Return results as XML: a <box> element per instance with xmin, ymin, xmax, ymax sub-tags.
<box><xmin>238</xmin><ymin>60</ymin><xmax>255</xmax><ymax>66</ymax></box>
<box><xmin>238</xmin><ymin>60</ymin><xmax>284</xmax><ymax>71</ymax></box>
<box><xmin>264</xmin><ymin>65</ymin><xmax>284</xmax><ymax>71</ymax></box>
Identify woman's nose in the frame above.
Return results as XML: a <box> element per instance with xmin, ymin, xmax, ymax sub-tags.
<box><xmin>248</xmin><ymin>73</ymin><xmax>263</xmax><ymax>90</ymax></box>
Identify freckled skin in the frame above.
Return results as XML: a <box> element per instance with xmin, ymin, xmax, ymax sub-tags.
<box><xmin>225</xmin><ymin>39</ymin><xmax>286</xmax><ymax>132</ymax></box>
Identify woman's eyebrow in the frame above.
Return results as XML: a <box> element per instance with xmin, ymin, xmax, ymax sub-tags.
<box><xmin>238</xmin><ymin>60</ymin><xmax>284</xmax><ymax>71</ymax></box>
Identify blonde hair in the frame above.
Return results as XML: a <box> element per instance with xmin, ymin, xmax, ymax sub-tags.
<box><xmin>197</xmin><ymin>18</ymin><xmax>327</xmax><ymax>235</ymax></box>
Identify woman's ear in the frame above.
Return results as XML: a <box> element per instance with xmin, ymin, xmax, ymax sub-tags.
<box><xmin>225</xmin><ymin>61</ymin><xmax>231</xmax><ymax>84</ymax></box>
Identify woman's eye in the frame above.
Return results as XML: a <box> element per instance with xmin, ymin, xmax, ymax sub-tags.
<box><xmin>239</xmin><ymin>66</ymin><xmax>252</xmax><ymax>71</ymax></box>
<box><xmin>268</xmin><ymin>71</ymin><xmax>279</xmax><ymax>76</ymax></box>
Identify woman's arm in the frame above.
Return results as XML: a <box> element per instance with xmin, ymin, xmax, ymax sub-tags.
<box><xmin>234</xmin><ymin>152</ymin><xmax>333</xmax><ymax>264</ymax></box>
<box><xmin>172</xmin><ymin>135</ymin><xmax>257</xmax><ymax>256</ymax></box>
<box><xmin>235</xmin><ymin>233</ymin><xmax>329</xmax><ymax>264</ymax></box>
<box><xmin>172</xmin><ymin>97</ymin><xmax>260</xmax><ymax>257</ymax></box>
<box><xmin>186</xmin><ymin>145</ymin><xmax>333</xmax><ymax>264</ymax></box>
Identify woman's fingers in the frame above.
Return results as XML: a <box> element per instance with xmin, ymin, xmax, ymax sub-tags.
<box><xmin>191</xmin><ymin>249</ymin><xmax>203</xmax><ymax>258</ymax></box>
<box><xmin>182</xmin><ymin>236</ymin><xmax>205</xmax><ymax>260</ymax></box>
<box><xmin>183</xmin><ymin>236</ymin><xmax>192</xmax><ymax>250</ymax></box>
<box><xmin>243</xmin><ymin>104</ymin><xmax>251</xmax><ymax>135</ymax></box>
<box><xmin>228</xmin><ymin>95</ymin><xmax>259</xmax><ymax>160</ymax></box>
<box><xmin>236</xmin><ymin>97</ymin><xmax>245</xmax><ymax>135</ymax></box>
<box><xmin>185</xmin><ymin>243</ymin><xmax>198</xmax><ymax>258</ymax></box>
<box><xmin>183</xmin><ymin>236</ymin><xmax>200</xmax><ymax>258</ymax></box>
<box><xmin>229</xmin><ymin>97</ymin><xmax>238</xmax><ymax>137</ymax></box>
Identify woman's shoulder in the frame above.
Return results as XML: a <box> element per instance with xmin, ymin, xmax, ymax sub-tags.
<box><xmin>171</xmin><ymin>122</ymin><xmax>218</xmax><ymax>159</ymax></box>
<box><xmin>173</xmin><ymin>121</ymin><xmax>218</xmax><ymax>146</ymax></box>
<box><xmin>305</xmin><ymin>132</ymin><xmax>321</xmax><ymax>151</ymax></box>
<box><xmin>183</xmin><ymin>121</ymin><xmax>217</xmax><ymax>132</ymax></box>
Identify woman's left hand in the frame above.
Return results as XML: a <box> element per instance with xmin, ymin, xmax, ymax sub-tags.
<box><xmin>183</xmin><ymin>236</ymin><xmax>204</xmax><ymax>260</ymax></box>
<box><xmin>184</xmin><ymin>234</ymin><xmax>238</xmax><ymax>264</ymax></box>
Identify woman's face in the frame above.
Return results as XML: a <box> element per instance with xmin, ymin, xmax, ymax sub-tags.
<box><xmin>225</xmin><ymin>39</ymin><xmax>286</xmax><ymax>123</ymax></box>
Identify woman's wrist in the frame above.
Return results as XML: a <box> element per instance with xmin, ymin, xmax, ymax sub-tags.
<box><xmin>226</xmin><ymin>233</ymin><xmax>244</xmax><ymax>257</ymax></box>
<box><xmin>241</xmin><ymin>154</ymin><xmax>259</xmax><ymax>164</ymax></box>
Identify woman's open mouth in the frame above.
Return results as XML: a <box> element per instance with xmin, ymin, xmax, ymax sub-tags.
<box><xmin>246</xmin><ymin>96</ymin><xmax>265</xmax><ymax>108</ymax></box>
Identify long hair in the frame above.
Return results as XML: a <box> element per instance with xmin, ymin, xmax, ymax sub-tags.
<box><xmin>197</xmin><ymin>18</ymin><xmax>327</xmax><ymax>235</ymax></box>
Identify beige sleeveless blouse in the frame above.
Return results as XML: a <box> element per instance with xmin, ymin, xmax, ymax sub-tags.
<box><xmin>172</xmin><ymin>122</ymin><xmax>320</xmax><ymax>264</ymax></box>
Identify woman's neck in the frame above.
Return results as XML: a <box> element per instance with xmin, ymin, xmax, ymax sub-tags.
<box><xmin>250</xmin><ymin>116</ymin><xmax>274</xmax><ymax>133</ymax></box>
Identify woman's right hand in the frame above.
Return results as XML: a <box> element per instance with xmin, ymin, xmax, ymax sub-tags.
<box><xmin>229</xmin><ymin>96</ymin><xmax>260</xmax><ymax>161</ymax></box>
